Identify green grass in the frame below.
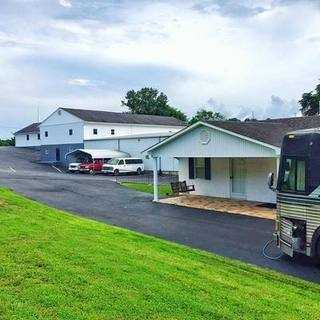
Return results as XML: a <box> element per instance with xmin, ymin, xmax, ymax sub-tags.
<box><xmin>120</xmin><ymin>181</ymin><xmax>172</xmax><ymax>197</ymax></box>
<box><xmin>0</xmin><ymin>188</ymin><xmax>320</xmax><ymax>320</ymax></box>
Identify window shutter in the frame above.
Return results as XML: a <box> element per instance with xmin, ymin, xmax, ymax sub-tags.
<box><xmin>205</xmin><ymin>158</ymin><xmax>211</xmax><ymax>180</ymax></box>
<box><xmin>189</xmin><ymin>158</ymin><xmax>195</xmax><ymax>179</ymax></box>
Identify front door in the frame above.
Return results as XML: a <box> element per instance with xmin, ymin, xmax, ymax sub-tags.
<box><xmin>230</xmin><ymin>158</ymin><xmax>246</xmax><ymax>199</ymax></box>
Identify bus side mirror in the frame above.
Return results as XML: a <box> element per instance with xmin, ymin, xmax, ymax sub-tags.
<box><xmin>267</xmin><ymin>172</ymin><xmax>275</xmax><ymax>191</ymax></box>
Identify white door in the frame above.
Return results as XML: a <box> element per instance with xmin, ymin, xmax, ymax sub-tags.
<box><xmin>230</xmin><ymin>158</ymin><xmax>246</xmax><ymax>199</ymax></box>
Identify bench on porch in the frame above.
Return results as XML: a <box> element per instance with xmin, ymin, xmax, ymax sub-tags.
<box><xmin>170</xmin><ymin>181</ymin><xmax>195</xmax><ymax>195</ymax></box>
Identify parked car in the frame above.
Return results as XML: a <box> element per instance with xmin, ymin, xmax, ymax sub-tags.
<box><xmin>68</xmin><ymin>162</ymin><xmax>81</xmax><ymax>173</ymax></box>
<box><xmin>102</xmin><ymin>158</ymin><xmax>144</xmax><ymax>175</ymax></box>
<box><xmin>79</xmin><ymin>159</ymin><xmax>108</xmax><ymax>174</ymax></box>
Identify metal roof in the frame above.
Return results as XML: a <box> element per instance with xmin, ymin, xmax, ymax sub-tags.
<box><xmin>62</xmin><ymin>108</ymin><xmax>186</xmax><ymax>126</ymax></box>
<box><xmin>14</xmin><ymin>123</ymin><xmax>40</xmax><ymax>135</ymax></box>
<box><xmin>65</xmin><ymin>149</ymin><xmax>130</xmax><ymax>159</ymax></box>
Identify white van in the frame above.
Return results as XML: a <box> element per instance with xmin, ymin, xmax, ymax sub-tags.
<box><xmin>102</xmin><ymin>158</ymin><xmax>144</xmax><ymax>175</ymax></box>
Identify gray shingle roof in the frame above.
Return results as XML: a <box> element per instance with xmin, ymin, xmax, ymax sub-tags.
<box><xmin>14</xmin><ymin>123</ymin><xmax>40</xmax><ymax>135</ymax></box>
<box><xmin>207</xmin><ymin>115</ymin><xmax>320</xmax><ymax>147</ymax></box>
<box><xmin>62</xmin><ymin>108</ymin><xmax>185</xmax><ymax>126</ymax></box>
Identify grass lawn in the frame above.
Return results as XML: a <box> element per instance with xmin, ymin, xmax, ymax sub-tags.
<box><xmin>120</xmin><ymin>181</ymin><xmax>172</xmax><ymax>197</ymax></box>
<box><xmin>0</xmin><ymin>188</ymin><xmax>320</xmax><ymax>319</ymax></box>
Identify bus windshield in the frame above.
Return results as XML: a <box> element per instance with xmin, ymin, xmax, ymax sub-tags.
<box><xmin>281</xmin><ymin>157</ymin><xmax>306</xmax><ymax>192</ymax></box>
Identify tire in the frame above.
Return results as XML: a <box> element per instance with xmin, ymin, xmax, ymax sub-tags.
<box><xmin>137</xmin><ymin>168</ymin><xmax>142</xmax><ymax>175</ymax></box>
<box><xmin>89</xmin><ymin>170</ymin><xmax>95</xmax><ymax>175</ymax></box>
<box><xmin>114</xmin><ymin>169</ymin><xmax>119</xmax><ymax>176</ymax></box>
<box><xmin>313</xmin><ymin>239</ymin><xmax>320</xmax><ymax>265</ymax></box>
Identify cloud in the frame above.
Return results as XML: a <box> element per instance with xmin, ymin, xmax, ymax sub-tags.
<box><xmin>263</xmin><ymin>95</ymin><xmax>300</xmax><ymax>119</ymax></box>
<box><xmin>0</xmin><ymin>0</ymin><xmax>319</xmax><ymax>138</ymax></box>
<box><xmin>192</xmin><ymin>0</ymin><xmax>269</xmax><ymax>18</ymax></box>
<box><xmin>59</xmin><ymin>0</ymin><xmax>72</xmax><ymax>8</ymax></box>
<box><xmin>67</xmin><ymin>78</ymin><xmax>91</xmax><ymax>86</ymax></box>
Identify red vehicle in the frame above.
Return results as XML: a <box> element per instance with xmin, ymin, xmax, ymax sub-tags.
<box><xmin>79</xmin><ymin>159</ymin><xmax>106</xmax><ymax>174</ymax></box>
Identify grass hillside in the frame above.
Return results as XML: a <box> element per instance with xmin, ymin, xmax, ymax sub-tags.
<box><xmin>0</xmin><ymin>188</ymin><xmax>319</xmax><ymax>319</ymax></box>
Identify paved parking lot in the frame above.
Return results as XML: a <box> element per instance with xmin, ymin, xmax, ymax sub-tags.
<box><xmin>0</xmin><ymin>146</ymin><xmax>320</xmax><ymax>283</ymax></box>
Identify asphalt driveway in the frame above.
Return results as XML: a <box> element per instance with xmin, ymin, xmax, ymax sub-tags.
<box><xmin>0</xmin><ymin>147</ymin><xmax>320</xmax><ymax>282</ymax></box>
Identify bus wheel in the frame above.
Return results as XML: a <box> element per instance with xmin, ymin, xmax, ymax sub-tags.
<box><xmin>90</xmin><ymin>170</ymin><xmax>95</xmax><ymax>175</ymax></box>
<box><xmin>114</xmin><ymin>169</ymin><xmax>119</xmax><ymax>176</ymax></box>
<box><xmin>314</xmin><ymin>240</ymin><xmax>320</xmax><ymax>265</ymax></box>
<box><xmin>137</xmin><ymin>168</ymin><xmax>142</xmax><ymax>175</ymax></box>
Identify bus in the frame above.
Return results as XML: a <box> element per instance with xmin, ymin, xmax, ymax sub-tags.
<box><xmin>268</xmin><ymin>128</ymin><xmax>320</xmax><ymax>260</ymax></box>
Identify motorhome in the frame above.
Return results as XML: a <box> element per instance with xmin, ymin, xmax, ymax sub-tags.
<box><xmin>268</xmin><ymin>128</ymin><xmax>320</xmax><ymax>259</ymax></box>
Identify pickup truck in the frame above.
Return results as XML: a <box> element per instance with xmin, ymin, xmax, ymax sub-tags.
<box><xmin>79</xmin><ymin>159</ymin><xmax>105</xmax><ymax>174</ymax></box>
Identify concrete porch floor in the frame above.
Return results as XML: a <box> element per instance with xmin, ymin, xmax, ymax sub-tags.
<box><xmin>159</xmin><ymin>195</ymin><xmax>276</xmax><ymax>220</ymax></box>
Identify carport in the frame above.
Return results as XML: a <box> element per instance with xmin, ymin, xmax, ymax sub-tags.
<box><xmin>65</xmin><ymin>149</ymin><xmax>130</xmax><ymax>163</ymax></box>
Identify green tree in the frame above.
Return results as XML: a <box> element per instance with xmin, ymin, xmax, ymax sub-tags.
<box><xmin>299</xmin><ymin>83</ymin><xmax>320</xmax><ymax>116</ymax></box>
<box><xmin>188</xmin><ymin>108</ymin><xmax>225</xmax><ymax>125</ymax></box>
<box><xmin>121</xmin><ymin>87</ymin><xmax>187</xmax><ymax>122</ymax></box>
<box><xmin>0</xmin><ymin>137</ymin><xmax>15</xmax><ymax>146</ymax></box>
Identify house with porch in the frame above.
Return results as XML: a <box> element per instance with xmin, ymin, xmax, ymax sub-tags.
<box><xmin>146</xmin><ymin>116</ymin><xmax>320</xmax><ymax>204</ymax></box>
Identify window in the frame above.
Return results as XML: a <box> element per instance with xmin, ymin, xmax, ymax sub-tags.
<box><xmin>93</xmin><ymin>128</ymin><xmax>98</xmax><ymax>135</ymax></box>
<box><xmin>45</xmin><ymin>131</ymin><xmax>48</xmax><ymax>137</ymax></box>
<box><xmin>37</xmin><ymin>133</ymin><xmax>40</xmax><ymax>140</ymax></box>
<box><xmin>195</xmin><ymin>158</ymin><xmax>205</xmax><ymax>179</ymax></box>
<box><xmin>118</xmin><ymin>160</ymin><xmax>124</xmax><ymax>165</ymax></box>
<box><xmin>281</xmin><ymin>158</ymin><xmax>306</xmax><ymax>192</ymax></box>
<box><xmin>125</xmin><ymin>159</ymin><xmax>143</xmax><ymax>164</ymax></box>
<box><xmin>69</xmin><ymin>129</ymin><xmax>73</xmax><ymax>136</ymax></box>
<box><xmin>26</xmin><ymin>134</ymin><xmax>29</xmax><ymax>141</ymax></box>
<box><xmin>111</xmin><ymin>129</ymin><xmax>115</xmax><ymax>135</ymax></box>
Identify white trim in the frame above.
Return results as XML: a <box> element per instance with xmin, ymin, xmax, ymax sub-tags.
<box><xmin>85</xmin><ymin>132</ymin><xmax>172</xmax><ymax>142</ymax></box>
<box><xmin>145</xmin><ymin>121</ymin><xmax>280</xmax><ymax>154</ymax></box>
<box><xmin>84</xmin><ymin>121</ymin><xmax>185</xmax><ymax>128</ymax></box>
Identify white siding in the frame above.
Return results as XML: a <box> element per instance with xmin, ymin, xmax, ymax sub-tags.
<box><xmin>85</xmin><ymin>136</ymin><xmax>178</xmax><ymax>171</ymax></box>
<box><xmin>179</xmin><ymin>158</ymin><xmax>230</xmax><ymax>198</ymax></box>
<box><xmin>15</xmin><ymin>133</ymin><xmax>41</xmax><ymax>147</ymax></box>
<box><xmin>40</xmin><ymin>122</ymin><xmax>84</xmax><ymax>145</ymax></box>
<box><xmin>83</xmin><ymin>123</ymin><xmax>183</xmax><ymax>140</ymax></box>
<box><xmin>151</xmin><ymin>126</ymin><xmax>278</xmax><ymax>158</ymax></box>
<box><xmin>41</xmin><ymin>108</ymin><xmax>82</xmax><ymax>125</ymax></box>
<box><xmin>178</xmin><ymin>157</ymin><xmax>277</xmax><ymax>203</ymax></box>
<box><xmin>39</xmin><ymin>109</ymin><xmax>84</xmax><ymax>146</ymax></box>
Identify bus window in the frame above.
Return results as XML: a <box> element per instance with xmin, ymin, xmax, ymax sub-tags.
<box><xmin>282</xmin><ymin>158</ymin><xmax>296</xmax><ymax>191</ymax></box>
<box><xmin>281</xmin><ymin>158</ymin><xmax>306</xmax><ymax>192</ymax></box>
<box><xmin>296</xmin><ymin>160</ymin><xmax>306</xmax><ymax>191</ymax></box>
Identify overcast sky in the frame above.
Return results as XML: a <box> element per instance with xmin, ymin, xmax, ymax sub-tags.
<box><xmin>1</xmin><ymin>0</ymin><xmax>320</xmax><ymax>137</ymax></box>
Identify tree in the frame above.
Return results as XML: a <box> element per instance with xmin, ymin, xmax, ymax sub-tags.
<box><xmin>0</xmin><ymin>137</ymin><xmax>15</xmax><ymax>146</ymax></box>
<box><xmin>299</xmin><ymin>82</ymin><xmax>320</xmax><ymax>116</ymax></box>
<box><xmin>121</xmin><ymin>87</ymin><xmax>187</xmax><ymax>122</ymax></box>
<box><xmin>188</xmin><ymin>108</ymin><xmax>225</xmax><ymax>125</ymax></box>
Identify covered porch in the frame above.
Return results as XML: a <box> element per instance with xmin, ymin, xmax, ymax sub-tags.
<box><xmin>147</xmin><ymin>121</ymin><xmax>281</xmax><ymax>205</ymax></box>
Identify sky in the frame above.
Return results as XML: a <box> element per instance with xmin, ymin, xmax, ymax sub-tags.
<box><xmin>0</xmin><ymin>0</ymin><xmax>320</xmax><ymax>138</ymax></box>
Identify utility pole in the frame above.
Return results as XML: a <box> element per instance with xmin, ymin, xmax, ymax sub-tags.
<box><xmin>37</xmin><ymin>106</ymin><xmax>40</xmax><ymax>123</ymax></box>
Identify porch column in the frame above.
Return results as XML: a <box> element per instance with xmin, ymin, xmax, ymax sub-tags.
<box><xmin>153</xmin><ymin>157</ymin><xmax>159</xmax><ymax>202</ymax></box>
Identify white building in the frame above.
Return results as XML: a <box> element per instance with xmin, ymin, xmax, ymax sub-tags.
<box><xmin>84</xmin><ymin>132</ymin><xmax>179</xmax><ymax>171</ymax></box>
<box><xmin>14</xmin><ymin>123</ymin><xmax>41</xmax><ymax>148</ymax></box>
<box><xmin>147</xmin><ymin>116</ymin><xmax>320</xmax><ymax>204</ymax></box>
<box><xmin>38</xmin><ymin>107</ymin><xmax>185</xmax><ymax>167</ymax></box>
